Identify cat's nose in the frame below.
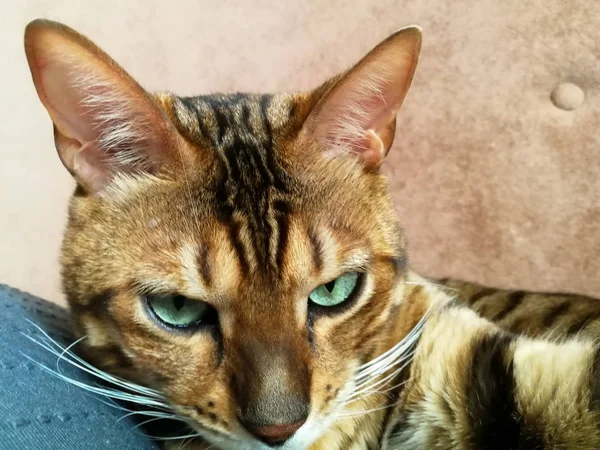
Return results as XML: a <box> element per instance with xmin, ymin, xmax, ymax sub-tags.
<box><xmin>246</xmin><ymin>418</ymin><xmax>306</xmax><ymax>446</ymax></box>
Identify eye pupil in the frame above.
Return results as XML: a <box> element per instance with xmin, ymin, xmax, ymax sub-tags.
<box><xmin>324</xmin><ymin>280</ymin><xmax>336</xmax><ymax>293</ymax></box>
<box><xmin>173</xmin><ymin>296</ymin><xmax>185</xmax><ymax>311</ymax></box>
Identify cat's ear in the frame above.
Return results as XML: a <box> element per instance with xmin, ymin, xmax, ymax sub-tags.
<box><xmin>24</xmin><ymin>19</ymin><xmax>186</xmax><ymax>193</ymax></box>
<box><xmin>304</xmin><ymin>27</ymin><xmax>421</xmax><ymax>169</ymax></box>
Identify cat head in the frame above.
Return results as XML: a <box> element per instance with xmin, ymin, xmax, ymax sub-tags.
<box><xmin>25</xmin><ymin>20</ymin><xmax>421</xmax><ymax>450</ymax></box>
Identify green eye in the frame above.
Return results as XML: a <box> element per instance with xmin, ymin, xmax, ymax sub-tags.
<box><xmin>309</xmin><ymin>272</ymin><xmax>360</xmax><ymax>307</ymax></box>
<box><xmin>146</xmin><ymin>294</ymin><xmax>217</xmax><ymax>329</ymax></box>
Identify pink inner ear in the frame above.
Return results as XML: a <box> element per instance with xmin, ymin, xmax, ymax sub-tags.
<box><xmin>25</xmin><ymin>21</ymin><xmax>186</xmax><ymax>194</ymax></box>
<box><xmin>72</xmin><ymin>141</ymin><xmax>114</xmax><ymax>192</ymax></box>
<box><xmin>37</xmin><ymin>57</ymin><xmax>103</xmax><ymax>144</ymax></box>
<box><xmin>42</xmin><ymin>57</ymin><xmax>152</xmax><ymax>157</ymax></box>
<box><xmin>313</xmin><ymin>62</ymin><xmax>408</xmax><ymax>154</ymax></box>
<box><xmin>36</xmin><ymin>48</ymin><xmax>167</xmax><ymax>178</ymax></box>
<box><xmin>306</xmin><ymin>32</ymin><xmax>420</xmax><ymax>165</ymax></box>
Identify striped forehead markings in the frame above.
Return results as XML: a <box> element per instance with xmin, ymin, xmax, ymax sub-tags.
<box><xmin>206</xmin><ymin>95</ymin><xmax>291</xmax><ymax>273</ymax></box>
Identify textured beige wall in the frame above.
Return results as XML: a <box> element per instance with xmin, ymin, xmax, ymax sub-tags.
<box><xmin>2</xmin><ymin>0</ymin><xmax>599</xmax><ymax>306</ymax></box>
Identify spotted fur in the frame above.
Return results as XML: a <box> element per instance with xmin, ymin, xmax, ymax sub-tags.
<box><xmin>24</xmin><ymin>19</ymin><xmax>600</xmax><ymax>450</ymax></box>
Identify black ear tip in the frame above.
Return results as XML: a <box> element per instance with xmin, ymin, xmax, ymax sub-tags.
<box><xmin>25</xmin><ymin>19</ymin><xmax>81</xmax><ymax>47</ymax></box>
<box><xmin>25</xmin><ymin>20</ymin><xmax>40</xmax><ymax>42</ymax></box>
<box><xmin>25</xmin><ymin>18</ymin><xmax>44</xmax><ymax>30</ymax></box>
<box><xmin>373</xmin><ymin>26</ymin><xmax>422</xmax><ymax>58</ymax></box>
<box><xmin>25</xmin><ymin>18</ymin><xmax>56</xmax><ymax>35</ymax></box>
<box><xmin>391</xmin><ymin>25</ymin><xmax>423</xmax><ymax>44</ymax></box>
<box><xmin>400</xmin><ymin>25</ymin><xmax>422</xmax><ymax>35</ymax></box>
<box><xmin>26</xmin><ymin>18</ymin><xmax>65</xmax><ymax>28</ymax></box>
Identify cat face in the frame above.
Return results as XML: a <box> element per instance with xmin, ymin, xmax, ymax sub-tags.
<box><xmin>25</xmin><ymin>20</ymin><xmax>421</xmax><ymax>449</ymax></box>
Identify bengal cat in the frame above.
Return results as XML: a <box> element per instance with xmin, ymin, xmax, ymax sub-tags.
<box><xmin>24</xmin><ymin>19</ymin><xmax>600</xmax><ymax>450</ymax></box>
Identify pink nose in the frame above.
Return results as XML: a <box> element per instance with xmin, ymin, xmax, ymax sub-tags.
<box><xmin>250</xmin><ymin>419</ymin><xmax>306</xmax><ymax>444</ymax></box>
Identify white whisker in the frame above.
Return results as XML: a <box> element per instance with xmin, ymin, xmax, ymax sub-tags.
<box><xmin>338</xmin><ymin>397</ymin><xmax>400</xmax><ymax>419</ymax></box>
<box><xmin>351</xmin><ymin>355</ymin><xmax>413</xmax><ymax>397</ymax></box>
<box><xmin>56</xmin><ymin>335</ymin><xmax>87</xmax><ymax>375</ymax></box>
<box><xmin>354</xmin><ymin>311</ymin><xmax>427</xmax><ymax>376</ymax></box>
<box><xmin>22</xmin><ymin>335</ymin><xmax>167</xmax><ymax>403</ymax></box>
<box><xmin>117</xmin><ymin>409</ymin><xmax>179</xmax><ymax>424</ymax></box>
<box><xmin>338</xmin><ymin>375</ymin><xmax>415</xmax><ymax>420</ymax></box>
<box><xmin>23</xmin><ymin>320</ymin><xmax>164</xmax><ymax>399</ymax></box>
<box><xmin>347</xmin><ymin>373</ymin><xmax>413</xmax><ymax>408</ymax></box>
<box><xmin>141</xmin><ymin>432</ymin><xmax>203</xmax><ymax>442</ymax></box>
<box><xmin>94</xmin><ymin>395</ymin><xmax>181</xmax><ymax>423</ymax></box>
<box><xmin>20</xmin><ymin>353</ymin><xmax>171</xmax><ymax>409</ymax></box>
<box><xmin>346</xmin><ymin>355</ymin><xmax>413</xmax><ymax>403</ymax></box>
<box><xmin>132</xmin><ymin>415</ymin><xmax>179</xmax><ymax>431</ymax></box>
<box><xmin>338</xmin><ymin>308</ymin><xmax>430</xmax><ymax>416</ymax></box>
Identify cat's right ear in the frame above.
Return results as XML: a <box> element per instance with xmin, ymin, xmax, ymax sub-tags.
<box><xmin>303</xmin><ymin>27</ymin><xmax>421</xmax><ymax>170</ymax></box>
<box><xmin>24</xmin><ymin>19</ymin><xmax>188</xmax><ymax>194</ymax></box>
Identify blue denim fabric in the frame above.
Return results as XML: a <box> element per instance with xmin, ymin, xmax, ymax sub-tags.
<box><xmin>0</xmin><ymin>284</ymin><xmax>160</xmax><ymax>450</ymax></box>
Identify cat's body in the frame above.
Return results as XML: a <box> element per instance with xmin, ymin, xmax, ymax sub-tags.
<box><xmin>443</xmin><ymin>278</ymin><xmax>600</xmax><ymax>340</ymax></box>
<box><xmin>387</xmin><ymin>280</ymin><xmax>600</xmax><ymax>450</ymax></box>
<box><xmin>24</xmin><ymin>19</ymin><xmax>600</xmax><ymax>450</ymax></box>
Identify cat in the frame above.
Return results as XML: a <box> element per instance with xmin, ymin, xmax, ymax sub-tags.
<box><xmin>24</xmin><ymin>19</ymin><xmax>600</xmax><ymax>450</ymax></box>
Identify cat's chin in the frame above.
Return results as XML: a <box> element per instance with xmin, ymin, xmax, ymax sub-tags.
<box><xmin>190</xmin><ymin>415</ymin><xmax>328</xmax><ymax>450</ymax></box>
<box><xmin>194</xmin><ymin>436</ymin><xmax>314</xmax><ymax>450</ymax></box>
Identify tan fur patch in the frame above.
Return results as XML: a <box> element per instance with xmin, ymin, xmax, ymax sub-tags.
<box><xmin>512</xmin><ymin>338</ymin><xmax>599</xmax><ymax>448</ymax></box>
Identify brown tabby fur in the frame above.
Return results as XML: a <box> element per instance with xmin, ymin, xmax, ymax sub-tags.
<box><xmin>24</xmin><ymin>19</ymin><xmax>600</xmax><ymax>450</ymax></box>
<box><xmin>441</xmin><ymin>279</ymin><xmax>600</xmax><ymax>340</ymax></box>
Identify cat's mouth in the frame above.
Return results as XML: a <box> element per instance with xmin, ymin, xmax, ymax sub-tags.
<box><xmin>187</xmin><ymin>424</ymin><xmax>313</xmax><ymax>450</ymax></box>
<box><xmin>242</xmin><ymin>419</ymin><xmax>307</xmax><ymax>446</ymax></box>
<box><xmin>178</xmin><ymin>403</ymin><xmax>336</xmax><ymax>450</ymax></box>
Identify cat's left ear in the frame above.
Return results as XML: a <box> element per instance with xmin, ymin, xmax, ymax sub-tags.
<box><xmin>303</xmin><ymin>27</ymin><xmax>422</xmax><ymax>169</ymax></box>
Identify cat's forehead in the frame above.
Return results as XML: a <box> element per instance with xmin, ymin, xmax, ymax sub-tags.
<box><xmin>163</xmin><ymin>94</ymin><xmax>301</xmax><ymax>273</ymax></box>
<box><xmin>100</xmin><ymin>169</ymin><xmax>375</xmax><ymax>303</ymax></box>
<box><xmin>97</xmin><ymin>92</ymin><xmax>393</xmax><ymax>288</ymax></box>
<box><xmin>171</xmin><ymin>93</ymin><xmax>300</xmax><ymax>149</ymax></box>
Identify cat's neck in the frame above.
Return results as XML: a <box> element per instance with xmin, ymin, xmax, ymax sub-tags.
<box><xmin>388</xmin><ymin>270</ymin><xmax>453</xmax><ymax>344</ymax></box>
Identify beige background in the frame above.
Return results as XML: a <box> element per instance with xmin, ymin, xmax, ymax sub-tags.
<box><xmin>2</xmin><ymin>1</ymin><xmax>599</xmax><ymax>306</ymax></box>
